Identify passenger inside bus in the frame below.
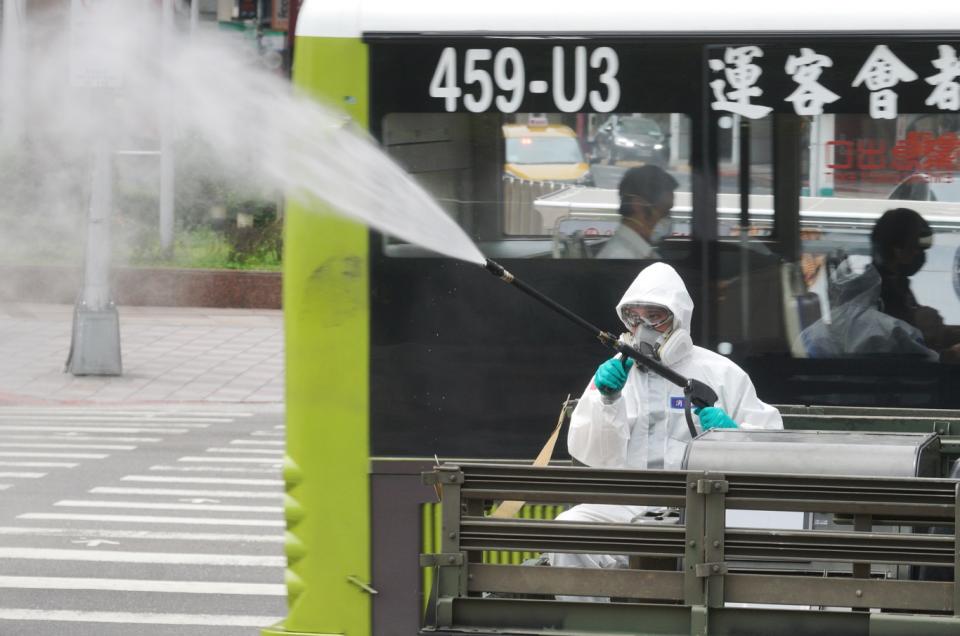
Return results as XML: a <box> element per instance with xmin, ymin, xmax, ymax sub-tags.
<box><xmin>595</xmin><ymin>165</ymin><xmax>678</xmax><ymax>259</ymax></box>
<box><xmin>799</xmin><ymin>207</ymin><xmax>960</xmax><ymax>362</ymax></box>
<box><xmin>872</xmin><ymin>208</ymin><xmax>960</xmax><ymax>361</ymax></box>
<box><xmin>547</xmin><ymin>263</ymin><xmax>782</xmax><ymax>600</ymax></box>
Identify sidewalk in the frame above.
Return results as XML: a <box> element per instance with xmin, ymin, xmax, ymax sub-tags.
<box><xmin>0</xmin><ymin>303</ymin><xmax>283</xmax><ymax>405</ymax></box>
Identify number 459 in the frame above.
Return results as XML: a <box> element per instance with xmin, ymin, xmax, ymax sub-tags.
<box><xmin>429</xmin><ymin>47</ymin><xmax>526</xmax><ymax>114</ymax></box>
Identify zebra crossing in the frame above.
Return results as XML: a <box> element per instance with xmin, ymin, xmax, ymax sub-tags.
<box><xmin>0</xmin><ymin>406</ymin><xmax>287</xmax><ymax>634</ymax></box>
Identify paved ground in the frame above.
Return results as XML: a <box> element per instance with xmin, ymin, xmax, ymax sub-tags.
<box><xmin>0</xmin><ymin>404</ymin><xmax>286</xmax><ymax>635</ymax></box>
<box><xmin>0</xmin><ymin>304</ymin><xmax>283</xmax><ymax>405</ymax></box>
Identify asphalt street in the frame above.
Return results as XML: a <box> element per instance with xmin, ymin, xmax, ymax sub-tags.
<box><xmin>0</xmin><ymin>404</ymin><xmax>286</xmax><ymax>635</ymax></box>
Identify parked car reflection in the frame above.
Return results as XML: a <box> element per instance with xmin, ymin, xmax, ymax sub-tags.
<box><xmin>592</xmin><ymin>115</ymin><xmax>668</xmax><ymax>166</ymax></box>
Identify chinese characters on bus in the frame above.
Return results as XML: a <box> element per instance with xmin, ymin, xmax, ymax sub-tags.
<box><xmin>708</xmin><ymin>46</ymin><xmax>773</xmax><ymax>119</ymax></box>
<box><xmin>784</xmin><ymin>48</ymin><xmax>839</xmax><ymax>116</ymax></box>
<box><xmin>710</xmin><ymin>43</ymin><xmax>960</xmax><ymax>119</ymax></box>
<box><xmin>851</xmin><ymin>45</ymin><xmax>917</xmax><ymax>119</ymax></box>
<box><xmin>827</xmin><ymin>132</ymin><xmax>960</xmax><ymax>180</ymax></box>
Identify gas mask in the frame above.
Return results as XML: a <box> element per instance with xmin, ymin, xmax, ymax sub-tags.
<box><xmin>656</xmin><ymin>328</ymin><xmax>693</xmax><ymax>367</ymax></box>
<box><xmin>625</xmin><ymin>325</ymin><xmax>693</xmax><ymax>367</ymax></box>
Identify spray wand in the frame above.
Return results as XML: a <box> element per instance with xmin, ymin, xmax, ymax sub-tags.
<box><xmin>484</xmin><ymin>259</ymin><xmax>716</xmax><ymax>438</ymax></box>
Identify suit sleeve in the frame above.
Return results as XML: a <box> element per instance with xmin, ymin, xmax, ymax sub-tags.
<box><xmin>722</xmin><ymin>366</ymin><xmax>783</xmax><ymax>430</ymax></box>
<box><xmin>567</xmin><ymin>379</ymin><xmax>631</xmax><ymax>468</ymax></box>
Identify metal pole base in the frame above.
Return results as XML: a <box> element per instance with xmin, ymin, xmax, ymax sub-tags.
<box><xmin>65</xmin><ymin>302</ymin><xmax>122</xmax><ymax>376</ymax></box>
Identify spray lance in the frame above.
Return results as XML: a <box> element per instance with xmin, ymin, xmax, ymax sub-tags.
<box><xmin>484</xmin><ymin>259</ymin><xmax>717</xmax><ymax>439</ymax></box>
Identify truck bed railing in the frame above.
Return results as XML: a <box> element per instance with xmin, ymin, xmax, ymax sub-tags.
<box><xmin>420</xmin><ymin>463</ymin><xmax>960</xmax><ymax>635</ymax></box>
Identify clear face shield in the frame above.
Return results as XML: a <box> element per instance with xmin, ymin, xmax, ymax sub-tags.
<box><xmin>620</xmin><ymin>303</ymin><xmax>673</xmax><ymax>331</ymax></box>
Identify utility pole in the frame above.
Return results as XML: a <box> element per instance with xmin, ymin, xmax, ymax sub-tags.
<box><xmin>65</xmin><ymin>0</ymin><xmax>123</xmax><ymax>376</ymax></box>
<box><xmin>159</xmin><ymin>0</ymin><xmax>175</xmax><ymax>256</ymax></box>
<box><xmin>0</xmin><ymin>0</ymin><xmax>25</xmax><ymax>148</ymax></box>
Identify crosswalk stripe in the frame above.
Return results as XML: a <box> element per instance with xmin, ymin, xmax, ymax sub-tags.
<box><xmin>56</xmin><ymin>500</ymin><xmax>282</xmax><ymax>513</ymax></box>
<box><xmin>0</xmin><ymin>485</ymin><xmax>11</xmax><ymax>490</ymax></box>
<box><xmin>0</xmin><ymin>472</ymin><xmax>45</xmax><ymax>478</ymax></box>
<box><xmin>230</xmin><ymin>440</ymin><xmax>284</xmax><ymax>446</ymax></box>
<box><xmin>0</xmin><ymin>409</ymin><xmax>250</xmax><ymax>418</ymax></box>
<box><xmin>207</xmin><ymin>448</ymin><xmax>283</xmax><ymax>455</ymax></box>
<box><xmin>19</xmin><ymin>513</ymin><xmax>284</xmax><ymax>527</ymax></box>
<box><xmin>91</xmin><ymin>487</ymin><xmax>282</xmax><ymax>499</ymax></box>
<box><xmin>0</xmin><ymin>608</ymin><xmax>282</xmax><ymax>626</ymax></box>
<box><xmin>0</xmin><ymin>461</ymin><xmax>77</xmax><ymax>468</ymax></box>
<box><xmin>0</xmin><ymin>434</ymin><xmax>161</xmax><ymax>443</ymax></box>
<box><xmin>149</xmin><ymin>465</ymin><xmax>280</xmax><ymax>474</ymax></box>
<box><xmin>0</xmin><ymin>426</ymin><xmax>191</xmax><ymax>434</ymax></box>
<box><xmin>0</xmin><ymin>527</ymin><xmax>284</xmax><ymax>542</ymax></box>
<box><xmin>0</xmin><ymin>547</ymin><xmax>284</xmax><ymax>566</ymax></box>
<box><xmin>123</xmin><ymin>475</ymin><xmax>282</xmax><ymax>486</ymax></box>
<box><xmin>251</xmin><ymin>431</ymin><xmax>284</xmax><ymax>437</ymax></box>
<box><xmin>0</xmin><ymin>575</ymin><xmax>285</xmax><ymax>595</ymax></box>
<box><xmin>0</xmin><ymin>443</ymin><xmax>135</xmax><ymax>450</ymax></box>
<box><xmin>0</xmin><ymin>452</ymin><xmax>109</xmax><ymax>459</ymax></box>
<box><xmin>0</xmin><ymin>415</ymin><xmax>226</xmax><ymax>423</ymax></box>
<box><xmin>179</xmin><ymin>456</ymin><xmax>281</xmax><ymax>464</ymax></box>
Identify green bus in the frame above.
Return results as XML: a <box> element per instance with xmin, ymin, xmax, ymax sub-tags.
<box><xmin>267</xmin><ymin>2</ymin><xmax>960</xmax><ymax>634</ymax></box>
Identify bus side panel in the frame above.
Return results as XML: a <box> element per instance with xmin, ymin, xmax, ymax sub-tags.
<box><xmin>267</xmin><ymin>35</ymin><xmax>371</xmax><ymax>636</ymax></box>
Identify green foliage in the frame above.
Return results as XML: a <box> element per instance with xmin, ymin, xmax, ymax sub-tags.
<box><xmin>129</xmin><ymin>226</ymin><xmax>281</xmax><ymax>271</ymax></box>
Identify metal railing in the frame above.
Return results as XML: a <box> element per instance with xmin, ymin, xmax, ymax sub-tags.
<box><xmin>421</xmin><ymin>462</ymin><xmax>960</xmax><ymax>636</ymax></box>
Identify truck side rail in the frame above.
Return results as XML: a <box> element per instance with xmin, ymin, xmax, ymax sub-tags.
<box><xmin>420</xmin><ymin>463</ymin><xmax>960</xmax><ymax>636</ymax></box>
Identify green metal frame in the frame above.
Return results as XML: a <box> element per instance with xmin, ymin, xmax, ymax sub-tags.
<box><xmin>263</xmin><ymin>35</ymin><xmax>371</xmax><ymax>636</ymax></box>
<box><xmin>421</xmin><ymin>463</ymin><xmax>960</xmax><ymax>635</ymax></box>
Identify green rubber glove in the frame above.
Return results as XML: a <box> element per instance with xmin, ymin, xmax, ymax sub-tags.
<box><xmin>593</xmin><ymin>357</ymin><xmax>634</xmax><ymax>395</ymax></box>
<box><xmin>694</xmin><ymin>406</ymin><xmax>738</xmax><ymax>430</ymax></box>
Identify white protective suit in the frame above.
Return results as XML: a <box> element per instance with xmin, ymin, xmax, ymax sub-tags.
<box><xmin>798</xmin><ymin>262</ymin><xmax>938</xmax><ymax>361</ymax></box>
<box><xmin>550</xmin><ymin>263</ymin><xmax>782</xmax><ymax>596</ymax></box>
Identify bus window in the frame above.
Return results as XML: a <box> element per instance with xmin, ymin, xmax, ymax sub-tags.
<box><xmin>381</xmin><ymin>111</ymin><xmax>693</xmax><ymax>260</ymax></box>
<box><xmin>789</xmin><ymin>112</ymin><xmax>960</xmax><ymax>363</ymax></box>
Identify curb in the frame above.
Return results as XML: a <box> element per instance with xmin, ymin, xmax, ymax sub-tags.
<box><xmin>0</xmin><ymin>265</ymin><xmax>281</xmax><ymax>310</ymax></box>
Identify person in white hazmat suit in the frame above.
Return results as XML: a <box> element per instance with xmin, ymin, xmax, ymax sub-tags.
<box><xmin>548</xmin><ymin>263</ymin><xmax>782</xmax><ymax>599</ymax></box>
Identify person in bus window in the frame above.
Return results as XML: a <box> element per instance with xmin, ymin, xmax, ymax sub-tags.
<box><xmin>596</xmin><ymin>165</ymin><xmax>678</xmax><ymax>259</ymax></box>
<box><xmin>546</xmin><ymin>263</ymin><xmax>782</xmax><ymax>598</ymax></box>
<box><xmin>871</xmin><ymin>207</ymin><xmax>960</xmax><ymax>361</ymax></box>
<box><xmin>797</xmin><ymin>259</ymin><xmax>939</xmax><ymax>361</ymax></box>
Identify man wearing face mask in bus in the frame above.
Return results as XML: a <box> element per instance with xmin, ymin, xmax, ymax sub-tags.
<box><xmin>872</xmin><ymin>208</ymin><xmax>960</xmax><ymax>361</ymax></box>
<box><xmin>547</xmin><ymin>263</ymin><xmax>782</xmax><ymax>597</ymax></box>
<box><xmin>596</xmin><ymin>165</ymin><xmax>678</xmax><ymax>259</ymax></box>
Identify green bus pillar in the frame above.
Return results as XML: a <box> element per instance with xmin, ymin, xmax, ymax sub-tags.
<box><xmin>263</xmin><ymin>36</ymin><xmax>371</xmax><ymax>636</ymax></box>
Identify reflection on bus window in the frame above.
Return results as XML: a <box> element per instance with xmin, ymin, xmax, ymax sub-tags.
<box><xmin>791</xmin><ymin>112</ymin><xmax>960</xmax><ymax>364</ymax></box>
<box><xmin>381</xmin><ymin>112</ymin><xmax>692</xmax><ymax>260</ymax></box>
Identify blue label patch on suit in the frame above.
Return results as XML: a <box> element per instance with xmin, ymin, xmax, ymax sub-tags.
<box><xmin>670</xmin><ymin>397</ymin><xmax>686</xmax><ymax>409</ymax></box>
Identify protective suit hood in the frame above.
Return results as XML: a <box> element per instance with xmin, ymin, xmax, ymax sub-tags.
<box><xmin>616</xmin><ymin>263</ymin><xmax>694</xmax><ymax>332</ymax></box>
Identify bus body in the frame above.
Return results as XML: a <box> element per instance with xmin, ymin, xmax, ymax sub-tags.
<box><xmin>267</xmin><ymin>2</ymin><xmax>960</xmax><ymax>634</ymax></box>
